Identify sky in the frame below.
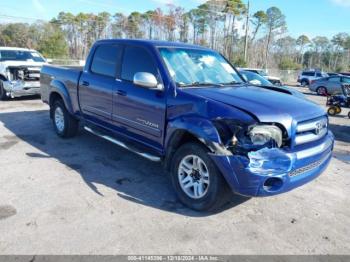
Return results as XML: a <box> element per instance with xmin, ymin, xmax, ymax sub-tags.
<box><xmin>0</xmin><ymin>0</ymin><xmax>349</xmax><ymax>39</ymax></box>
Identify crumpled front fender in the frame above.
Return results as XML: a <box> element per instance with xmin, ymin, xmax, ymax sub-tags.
<box><xmin>165</xmin><ymin>116</ymin><xmax>230</xmax><ymax>154</ymax></box>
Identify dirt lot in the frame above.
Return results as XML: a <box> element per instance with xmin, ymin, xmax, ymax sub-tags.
<box><xmin>0</xmin><ymin>87</ymin><xmax>349</xmax><ymax>255</ymax></box>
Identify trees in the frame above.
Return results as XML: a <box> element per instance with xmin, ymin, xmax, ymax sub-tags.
<box><xmin>1</xmin><ymin>0</ymin><xmax>348</xmax><ymax>72</ymax></box>
<box><xmin>296</xmin><ymin>35</ymin><xmax>310</xmax><ymax>66</ymax></box>
<box><xmin>264</xmin><ymin>7</ymin><xmax>286</xmax><ymax>68</ymax></box>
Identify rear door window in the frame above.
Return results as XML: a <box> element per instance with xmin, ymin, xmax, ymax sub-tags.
<box><xmin>302</xmin><ymin>72</ymin><xmax>315</xmax><ymax>76</ymax></box>
<box><xmin>90</xmin><ymin>44</ymin><xmax>122</xmax><ymax>77</ymax></box>
<box><xmin>328</xmin><ymin>77</ymin><xmax>341</xmax><ymax>82</ymax></box>
<box><xmin>121</xmin><ymin>46</ymin><xmax>159</xmax><ymax>82</ymax></box>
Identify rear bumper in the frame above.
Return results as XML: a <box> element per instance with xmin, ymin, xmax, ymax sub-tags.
<box><xmin>210</xmin><ymin>131</ymin><xmax>334</xmax><ymax>197</ymax></box>
<box><xmin>3</xmin><ymin>80</ymin><xmax>41</xmax><ymax>98</ymax></box>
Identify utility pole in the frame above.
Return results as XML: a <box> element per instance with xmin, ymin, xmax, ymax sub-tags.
<box><xmin>243</xmin><ymin>0</ymin><xmax>250</xmax><ymax>64</ymax></box>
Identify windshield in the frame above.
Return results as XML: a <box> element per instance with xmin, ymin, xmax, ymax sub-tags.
<box><xmin>0</xmin><ymin>50</ymin><xmax>46</xmax><ymax>62</ymax></box>
<box><xmin>159</xmin><ymin>47</ymin><xmax>243</xmax><ymax>87</ymax></box>
<box><xmin>240</xmin><ymin>70</ymin><xmax>273</xmax><ymax>86</ymax></box>
<box><xmin>257</xmin><ymin>70</ymin><xmax>268</xmax><ymax>76</ymax></box>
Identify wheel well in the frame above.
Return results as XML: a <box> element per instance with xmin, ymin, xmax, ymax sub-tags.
<box><xmin>164</xmin><ymin>130</ymin><xmax>211</xmax><ymax>171</ymax></box>
<box><xmin>316</xmin><ymin>86</ymin><xmax>327</xmax><ymax>93</ymax></box>
<box><xmin>0</xmin><ymin>74</ymin><xmax>7</xmax><ymax>81</ymax></box>
<box><xmin>301</xmin><ymin>78</ymin><xmax>309</xmax><ymax>83</ymax></box>
<box><xmin>49</xmin><ymin>92</ymin><xmax>63</xmax><ymax>118</ymax></box>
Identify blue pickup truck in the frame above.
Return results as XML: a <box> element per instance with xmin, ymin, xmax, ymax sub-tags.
<box><xmin>40</xmin><ymin>39</ymin><xmax>334</xmax><ymax>211</ymax></box>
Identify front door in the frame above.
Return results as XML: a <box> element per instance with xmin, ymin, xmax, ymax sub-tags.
<box><xmin>112</xmin><ymin>45</ymin><xmax>166</xmax><ymax>149</ymax></box>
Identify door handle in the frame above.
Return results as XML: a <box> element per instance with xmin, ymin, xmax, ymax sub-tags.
<box><xmin>116</xmin><ymin>90</ymin><xmax>127</xmax><ymax>96</ymax></box>
<box><xmin>82</xmin><ymin>81</ymin><xmax>90</xmax><ymax>87</ymax></box>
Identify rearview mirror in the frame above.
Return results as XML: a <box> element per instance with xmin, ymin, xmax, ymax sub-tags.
<box><xmin>133</xmin><ymin>72</ymin><xmax>162</xmax><ymax>90</ymax></box>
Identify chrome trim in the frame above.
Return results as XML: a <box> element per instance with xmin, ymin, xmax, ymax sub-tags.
<box><xmin>295</xmin><ymin>137</ymin><xmax>333</xmax><ymax>159</ymax></box>
<box><xmin>295</xmin><ymin>117</ymin><xmax>328</xmax><ymax>145</ymax></box>
<box><xmin>295</xmin><ymin>128</ymin><xmax>328</xmax><ymax>145</ymax></box>
<box><xmin>289</xmin><ymin>151</ymin><xmax>331</xmax><ymax>177</ymax></box>
<box><xmin>84</xmin><ymin>126</ymin><xmax>161</xmax><ymax>162</ymax></box>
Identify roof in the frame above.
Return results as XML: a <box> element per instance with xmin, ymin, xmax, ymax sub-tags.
<box><xmin>0</xmin><ymin>46</ymin><xmax>35</xmax><ymax>51</ymax></box>
<box><xmin>95</xmin><ymin>38</ymin><xmax>211</xmax><ymax>50</ymax></box>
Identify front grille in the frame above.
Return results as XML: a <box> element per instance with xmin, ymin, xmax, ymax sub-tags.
<box><xmin>8</xmin><ymin>66</ymin><xmax>41</xmax><ymax>82</ymax></box>
<box><xmin>295</xmin><ymin>116</ymin><xmax>328</xmax><ymax>146</ymax></box>
<box><xmin>289</xmin><ymin>152</ymin><xmax>331</xmax><ymax>177</ymax></box>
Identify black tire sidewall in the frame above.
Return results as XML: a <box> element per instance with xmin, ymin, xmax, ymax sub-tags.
<box><xmin>317</xmin><ymin>87</ymin><xmax>327</xmax><ymax>95</ymax></box>
<box><xmin>301</xmin><ymin>80</ymin><xmax>308</xmax><ymax>87</ymax></box>
<box><xmin>52</xmin><ymin>100</ymin><xmax>68</xmax><ymax>137</ymax></box>
<box><xmin>0</xmin><ymin>80</ymin><xmax>8</xmax><ymax>100</ymax></box>
<box><xmin>328</xmin><ymin>107</ymin><xmax>336</xmax><ymax>116</ymax></box>
<box><xmin>170</xmin><ymin>143</ymin><xmax>227</xmax><ymax>211</ymax></box>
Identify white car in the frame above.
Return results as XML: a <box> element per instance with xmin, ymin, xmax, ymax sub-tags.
<box><xmin>297</xmin><ymin>70</ymin><xmax>328</xmax><ymax>87</ymax></box>
<box><xmin>0</xmin><ymin>47</ymin><xmax>47</xmax><ymax>100</ymax></box>
<box><xmin>241</xmin><ymin>68</ymin><xmax>283</xmax><ymax>86</ymax></box>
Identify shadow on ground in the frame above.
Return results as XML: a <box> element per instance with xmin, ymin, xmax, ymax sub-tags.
<box><xmin>329</xmin><ymin>123</ymin><xmax>350</xmax><ymax>144</ymax></box>
<box><xmin>0</xmin><ymin>110</ymin><xmax>249</xmax><ymax>217</ymax></box>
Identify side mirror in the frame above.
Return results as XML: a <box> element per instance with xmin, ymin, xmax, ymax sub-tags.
<box><xmin>133</xmin><ymin>72</ymin><xmax>162</xmax><ymax>90</ymax></box>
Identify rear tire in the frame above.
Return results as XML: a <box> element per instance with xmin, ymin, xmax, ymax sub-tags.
<box><xmin>300</xmin><ymin>80</ymin><xmax>308</xmax><ymax>87</ymax></box>
<box><xmin>170</xmin><ymin>142</ymin><xmax>230</xmax><ymax>211</ymax></box>
<box><xmin>0</xmin><ymin>80</ymin><xmax>8</xmax><ymax>101</ymax></box>
<box><xmin>52</xmin><ymin>99</ymin><xmax>79</xmax><ymax>138</ymax></box>
<box><xmin>348</xmin><ymin>111</ymin><xmax>350</xmax><ymax>119</ymax></box>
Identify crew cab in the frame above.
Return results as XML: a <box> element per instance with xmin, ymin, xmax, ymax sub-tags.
<box><xmin>40</xmin><ymin>39</ymin><xmax>334</xmax><ymax>211</ymax></box>
<box><xmin>0</xmin><ymin>47</ymin><xmax>47</xmax><ymax>100</ymax></box>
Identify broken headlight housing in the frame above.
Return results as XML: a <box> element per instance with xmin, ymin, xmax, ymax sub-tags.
<box><xmin>248</xmin><ymin>125</ymin><xmax>283</xmax><ymax>148</ymax></box>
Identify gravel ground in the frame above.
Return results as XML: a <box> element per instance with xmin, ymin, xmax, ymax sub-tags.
<box><xmin>0</xmin><ymin>87</ymin><xmax>349</xmax><ymax>255</ymax></box>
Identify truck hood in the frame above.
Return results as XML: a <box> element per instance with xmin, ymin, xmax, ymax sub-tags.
<box><xmin>182</xmin><ymin>85</ymin><xmax>325</xmax><ymax>128</ymax></box>
<box><xmin>0</xmin><ymin>60</ymin><xmax>46</xmax><ymax>68</ymax></box>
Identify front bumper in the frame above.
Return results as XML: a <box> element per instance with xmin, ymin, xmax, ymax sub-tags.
<box><xmin>210</xmin><ymin>131</ymin><xmax>334</xmax><ymax>197</ymax></box>
<box><xmin>3</xmin><ymin>80</ymin><xmax>41</xmax><ymax>98</ymax></box>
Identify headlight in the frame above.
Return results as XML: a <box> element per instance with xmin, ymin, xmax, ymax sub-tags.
<box><xmin>248</xmin><ymin>125</ymin><xmax>283</xmax><ymax>148</ymax></box>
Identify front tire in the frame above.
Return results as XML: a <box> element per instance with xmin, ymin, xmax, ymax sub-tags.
<box><xmin>317</xmin><ymin>86</ymin><xmax>328</xmax><ymax>96</ymax></box>
<box><xmin>170</xmin><ymin>142</ymin><xmax>229</xmax><ymax>211</ymax></box>
<box><xmin>52</xmin><ymin>99</ymin><xmax>79</xmax><ymax>138</ymax></box>
<box><xmin>0</xmin><ymin>80</ymin><xmax>8</xmax><ymax>101</ymax></box>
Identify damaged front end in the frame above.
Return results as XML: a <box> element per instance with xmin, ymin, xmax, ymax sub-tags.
<box><xmin>208</xmin><ymin>118</ymin><xmax>333</xmax><ymax>197</ymax></box>
<box><xmin>2</xmin><ymin>66</ymin><xmax>41</xmax><ymax>98</ymax></box>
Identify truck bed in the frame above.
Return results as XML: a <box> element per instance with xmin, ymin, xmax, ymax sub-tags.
<box><xmin>40</xmin><ymin>65</ymin><xmax>83</xmax><ymax>112</ymax></box>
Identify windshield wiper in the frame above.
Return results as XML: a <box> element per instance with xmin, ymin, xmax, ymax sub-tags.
<box><xmin>177</xmin><ymin>82</ymin><xmax>222</xmax><ymax>88</ymax></box>
<box><xmin>219</xmin><ymin>81</ymin><xmax>243</xmax><ymax>86</ymax></box>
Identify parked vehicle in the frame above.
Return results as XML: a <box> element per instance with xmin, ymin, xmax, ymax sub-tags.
<box><xmin>40</xmin><ymin>39</ymin><xmax>334</xmax><ymax>211</ymax></box>
<box><xmin>0</xmin><ymin>47</ymin><xmax>47</xmax><ymax>100</ymax></box>
<box><xmin>309</xmin><ymin>75</ymin><xmax>350</xmax><ymax>95</ymax></box>
<box><xmin>297</xmin><ymin>70</ymin><xmax>328</xmax><ymax>87</ymax></box>
<box><xmin>239</xmin><ymin>70</ymin><xmax>306</xmax><ymax>100</ymax></box>
<box><xmin>327</xmin><ymin>73</ymin><xmax>340</xmax><ymax>76</ymax></box>
<box><xmin>241</xmin><ymin>68</ymin><xmax>283</xmax><ymax>86</ymax></box>
<box><xmin>327</xmin><ymin>84</ymin><xmax>350</xmax><ymax>118</ymax></box>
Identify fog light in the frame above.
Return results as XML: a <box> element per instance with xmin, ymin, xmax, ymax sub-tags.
<box><xmin>263</xmin><ymin>177</ymin><xmax>283</xmax><ymax>192</ymax></box>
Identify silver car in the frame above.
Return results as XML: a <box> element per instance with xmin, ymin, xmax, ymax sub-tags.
<box><xmin>309</xmin><ymin>75</ymin><xmax>350</xmax><ymax>95</ymax></box>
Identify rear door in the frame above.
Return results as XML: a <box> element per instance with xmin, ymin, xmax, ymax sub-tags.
<box><xmin>79</xmin><ymin>44</ymin><xmax>122</xmax><ymax>122</ymax></box>
<box><xmin>327</xmin><ymin>76</ymin><xmax>342</xmax><ymax>94</ymax></box>
<box><xmin>112</xmin><ymin>45</ymin><xmax>166</xmax><ymax>149</ymax></box>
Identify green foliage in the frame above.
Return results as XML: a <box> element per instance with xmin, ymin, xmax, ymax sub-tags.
<box><xmin>38</xmin><ymin>27</ymin><xmax>68</xmax><ymax>58</ymax></box>
<box><xmin>232</xmin><ymin>56</ymin><xmax>247</xmax><ymax>67</ymax></box>
<box><xmin>278</xmin><ymin>58</ymin><xmax>301</xmax><ymax>70</ymax></box>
